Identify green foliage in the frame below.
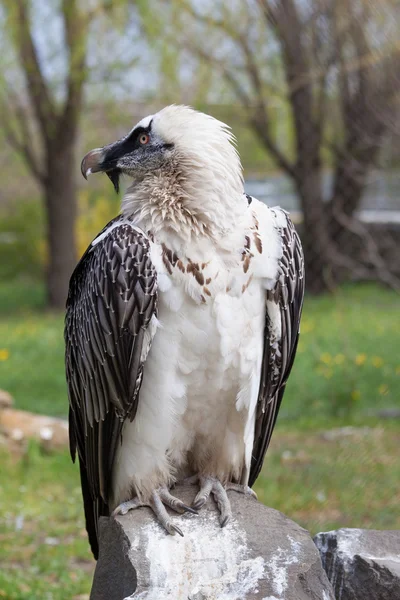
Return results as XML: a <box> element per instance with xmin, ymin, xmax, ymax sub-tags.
<box><xmin>0</xmin><ymin>192</ymin><xmax>121</xmax><ymax>288</ymax></box>
<box><xmin>255</xmin><ymin>425</ymin><xmax>400</xmax><ymax>534</ymax></box>
<box><xmin>0</xmin><ymin>200</ymin><xmax>46</xmax><ymax>282</ymax></box>
<box><xmin>287</xmin><ymin>284</ymin><xmax>400</xmax><ymax>423</ymax></box>
<box><xmin>0</xmin><ymin>305</ymin><xmax>66</xmax><ymax>417</ymax></box>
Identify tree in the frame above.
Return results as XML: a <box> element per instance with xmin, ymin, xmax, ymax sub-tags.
<box><xmin>0</xmin><ymin>0</ymin><xmax>88</xmax><ymax>308</ymax></box>
<box><xmin>160</xmin><ymin>0</ymin><xmax>400</xmax><ymax>291</ymax></box>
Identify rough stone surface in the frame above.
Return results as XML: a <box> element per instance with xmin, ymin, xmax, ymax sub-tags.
<box><xmin>314</xmin><ymin>528</ymin><xmax>400</xmax><ymax>600</ymax></box>
<box><xmin>91</xmin><ymin>484</ymin><xmax>334</xmax><ymax>600</ymax></box>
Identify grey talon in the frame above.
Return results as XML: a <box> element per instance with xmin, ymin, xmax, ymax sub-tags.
<box><xmin>182</xmin><ymin>504</ymin><xmax>198</xmax><ymax>515</ymax></box>
<box><xmin>171</xmin><ymin>524</ymin><xmax>184</xmax><ymax>537</ymax></box>
<box><xmin>221</xmin><ymin>515</ymin><xmax>230</xmax><ymax>528</ymax></box>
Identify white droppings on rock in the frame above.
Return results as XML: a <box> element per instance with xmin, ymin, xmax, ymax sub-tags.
<box><xmin>125</xmin><ymin>511</ymin><xmax>266</xmax><ymax>600</ymax></box>
<box><xmin>263</xmin><ymin>535</ymin><xmax>301</xmax><ymax>597</ymax></box>
<box><xmin>335</xmin><ymin>528</ymin><xmax>363</xmax><ymax>557</ymax></box>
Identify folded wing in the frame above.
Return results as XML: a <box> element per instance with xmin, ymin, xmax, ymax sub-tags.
<box><xmin>249</xmin><ymin>211</ymin><xmax>304</xmax><ymax>486</ymax></box>
<box><xmin>65</xmin><ymin>216</ymin><xmax>157</xmax><ymax>558</ymax></box>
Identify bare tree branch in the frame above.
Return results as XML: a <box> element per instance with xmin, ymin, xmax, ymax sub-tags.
<box><xmin>4</xmin><ymin>0</ymin><xmax>55</xmax><ymax>143</ymax></box>
<box><xmin>0</xmin><ymin>93</ymin><xmax>45</xmax><ymax>184</ymax></box>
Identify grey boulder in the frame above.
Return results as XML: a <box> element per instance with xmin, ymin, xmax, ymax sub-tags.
<box><xmin>314</xmin><ymin>528</ymin><xmax>400</xmax><ymax>600</ymax></box>
<box><xmin>90</xmin><ymin>484</ymin><xmax>334</xmax><ymax>600</ymax></box>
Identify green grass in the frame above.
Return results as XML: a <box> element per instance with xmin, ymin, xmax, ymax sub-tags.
<box><xmin>0</xmin><ymin>281</ymin><xmax>399</xmax><ymax>597</ymax></box>
<box><xmin>0</xmin><ymin>444</ymin><xmax>93</xmax><ymax>600</ymax></box>
<box><xmin>0</xmin><ymin>281</ymin><xmax>398</xmax><ymax>422</ymax></box>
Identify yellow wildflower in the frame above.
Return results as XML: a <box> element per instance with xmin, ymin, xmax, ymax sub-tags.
<box><xmin>351</xmin><ymin>389</ymin><xmax>361</xmax><ymax>401</ymax></box>
<box><xmin>320</xmin><ymin>352</ymin><xmax>332</xmax><ymax>365</ymax></box>
<box><xmin>396</xmin><ymin>366</ymin><xmax>400</xmax><ymax>375</ymax></box>
<box><xmin>371</xmin><ymin>356</ymin><xmax>384</xmax><ymax>368</ymax></box>
<box><xmin>378</xmin><ymin>384</ymin><xmax>389</xmax><ymax>396</ymax></box>
<box><xmin>355</xmin><ymin>353</ymin><xmax>367</xmax><ymax>366</ymax></box>
<box><xmin>334</xmin><ymin>354</ymin><xmax>345</xmax><ymax>365</ymax></box>
<box><xmin>301</xmin><ymin>320</ymin><xmax>315</xmax><ymax>334</ymax></box>
<box><xmin>316</xmin><ymin>365</ymin><xmax>333</xmax><ymax>379</ymax></box>
<box><xmin>0</xmin><ymin>349</ymin><xmax>9</xmax><ymax>361</ymax></box>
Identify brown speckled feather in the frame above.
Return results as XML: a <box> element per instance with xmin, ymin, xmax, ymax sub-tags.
<box><xmin>249</xmin><ymin>214</ymin><xmax>304</xmax><ymax>487</ymax></box>
<box><xmin>65</xmin><ymin>216</ymin><xmax>157</xmax><ymax>558</ymax></box>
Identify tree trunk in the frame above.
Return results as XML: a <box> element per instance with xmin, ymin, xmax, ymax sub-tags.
<box><xmin>44</xmin><ymin>141</ymin><xmax>78</xmax><ymax>309</ymax></box>
<box><xmin>294</xmin><ymin>166</ymin><xmax>335</xmax><ymax>293</ymax></box>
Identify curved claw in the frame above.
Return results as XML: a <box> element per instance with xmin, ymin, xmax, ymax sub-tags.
<box><xmin>220</xmin><ymin>514</ymin><xmax>230</xmax><ymax>528</ymax></box>
<box><xmin>169</xmin><ymin>523</ymin><xmax>184</xmax><ymax>537</ymax></box>
<box><xmin>112</xmin><ymin>498</ymin><xmax>144</xmax><ymax>517</ymax></box>
<box><xmin>159</xmin><ymin>487</ymin><xmax>198</xmax><ymax>515</ymax></box>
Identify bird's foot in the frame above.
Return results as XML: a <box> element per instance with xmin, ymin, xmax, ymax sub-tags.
<box><xmin>112</xmin><ymin>486</ymin><xmax>197</xmax><ymax>537</ymax></box>
<box><xmin>188</xmin><ymin>475</ymin><xmax>257</xmax><ymax>527</ymax></box>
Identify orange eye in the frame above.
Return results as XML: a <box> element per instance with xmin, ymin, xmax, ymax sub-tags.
<box><xmin>139</xmin><ymin>133</ymin><xmax>150</xmax><ymax>145</ymax></box>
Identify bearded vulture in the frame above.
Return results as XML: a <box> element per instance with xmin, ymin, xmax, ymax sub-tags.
<box><xmin>65</xmin><ymin>105</ymin><xmax>304</xmax><ymax>559</ymax></box>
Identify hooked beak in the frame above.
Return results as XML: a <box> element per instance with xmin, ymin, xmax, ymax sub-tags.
<box><xmin>81</xmin><ymin>148</ymin><xmax>104</xmax><ymax>180</ymax></box>
<box><xmin>80</xmin><ymin>147</ymin><xmax>121</xmax><ymax>193</ymax></box>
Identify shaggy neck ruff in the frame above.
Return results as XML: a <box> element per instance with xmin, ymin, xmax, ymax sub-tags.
<box><xmin>121</xmin><ymin>152</ymin><xmax>245</xmax><ymax>242</ymax></box>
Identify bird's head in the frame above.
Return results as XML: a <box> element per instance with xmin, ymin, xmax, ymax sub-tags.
<box><xmin>81</xmin><ymin>105</ymin><xmax>244</xmax><ymax>237</ymax></box>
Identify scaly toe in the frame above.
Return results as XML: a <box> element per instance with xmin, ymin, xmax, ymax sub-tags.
<box><xmin>159</xmin><ymin>487</ymin><xmax>198</xmax><ymax>515</ymax></box>
<box><xmin>211</xmin><ymin>480</ymin><xmax>232</xmax><ymax>527</ymax></box>
<box><xmin>150</xmin><ymin>490</ymin><xmax>186</xmax><ymax>537</ymax></box>
<box><xmin>192</xmin><ymin>477</ymin><xmax>213</xmax><ymax>510</ymax></box>
<box><xmin>111</xmin><ymin>497</ymin><xmax>144</xmax><ymax>517</ymax></box>
<box><xmin>226</xmin><ymin>483</ymin><xmax>257</xmax><ymax>499</ymax></box>
<box><xmin>191</xmin><ymin>476</ymin><xmax>233</xmax><ymax>526</ymax></box>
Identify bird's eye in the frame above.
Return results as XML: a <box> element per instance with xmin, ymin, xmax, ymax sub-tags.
<box><xmin>139</xmin><ymin>133</ymin><xmax>150</xmax><ymax>145</ymax></box>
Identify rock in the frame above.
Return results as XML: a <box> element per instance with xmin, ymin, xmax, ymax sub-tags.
<box><xmin>0</xmin><ymin>408</ymin><xmax>69</xmax><ymax>450</ymax></box>
<box><xmin>0</xmin><ymin>389</ymin><xmax>13</xmax><ymax>409</ymax></box>
<box><xmin>314</xmin><ymin>528</ymin><xmax>400</xmax><ymax>600</ymax></box>
<box><xmin>91</xmin><ymin>484</ymin><xmax>334</xmax><ymax>600</ymax></box>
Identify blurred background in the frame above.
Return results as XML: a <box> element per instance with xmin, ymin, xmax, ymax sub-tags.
<box><xmin>0</xmin><ymin>1</ymin><xmax>399</xmax><ymax>598</ymax></box>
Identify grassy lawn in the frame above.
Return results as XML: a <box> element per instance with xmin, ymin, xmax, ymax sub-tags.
<box><xmin>0</xmin><ymin>281</ymin><xmax>399</xmax><ymax>598</ymax></box>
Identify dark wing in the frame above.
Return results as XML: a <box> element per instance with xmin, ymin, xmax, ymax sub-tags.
<box><xmin>65</xmin><ymin>216</ymin><xmax>157</xmax><ymax>558</ymax></box>
<box><xmin>249</xmin><ymin>212</ymin><xmax>304</xmax><ymax>487</ymax></box>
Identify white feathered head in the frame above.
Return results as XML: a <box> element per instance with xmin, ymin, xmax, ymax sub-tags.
<box><xmin>81</xmin><ymin>105</ymin><xmax>245</xmax><ymax>237</ymax></box>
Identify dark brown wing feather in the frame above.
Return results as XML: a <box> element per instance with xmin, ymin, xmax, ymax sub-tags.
<box><xmin>65</xmin><ymin>216</ymin><xmax>157</xmax><ymax>558</ymax></box>
<box><xmin>249</xmin><ymin>212</ymin><xmax>304</xmax><ymax>487</ymax></box>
